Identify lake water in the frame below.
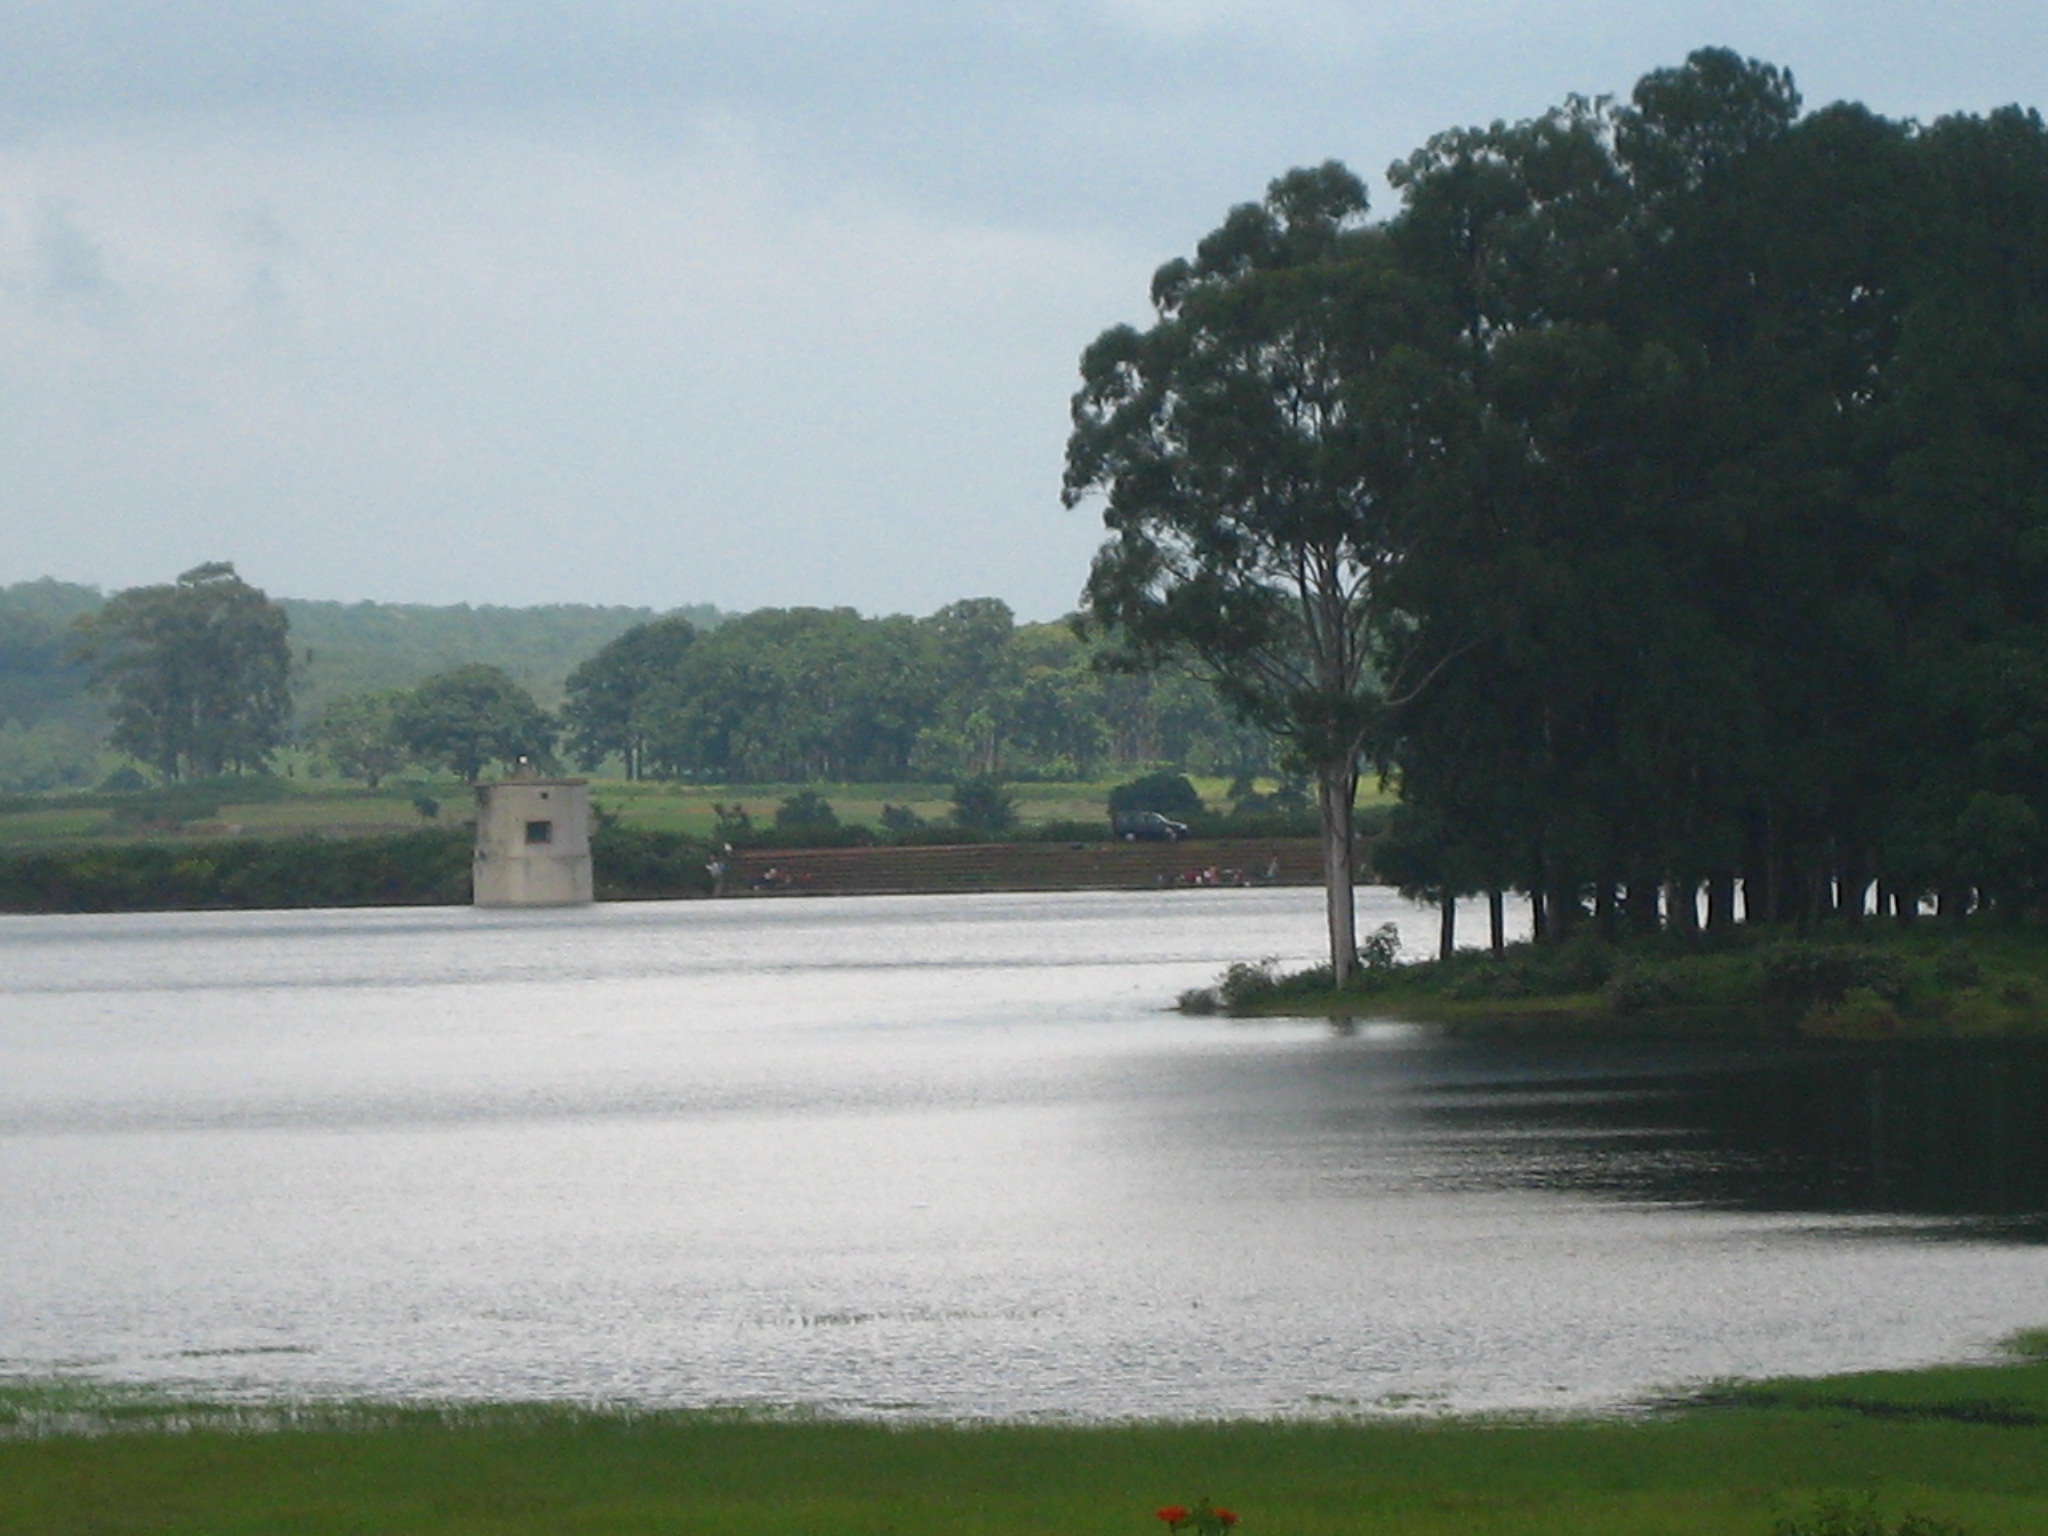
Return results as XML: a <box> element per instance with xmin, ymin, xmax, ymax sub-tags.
<box><xmin>4</xmin><ymin>888</ymin><xmax>2047</xmax><ymax>1420</ymax></box>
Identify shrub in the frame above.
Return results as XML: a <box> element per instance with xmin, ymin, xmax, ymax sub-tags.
<box><xmin>1802</xmin><ymin>986</ymin><xmax>1906</xmax><ymax>1039</ymax></box>
<box><xmin>950</xmin><ymin>775</ymin><xmax>1017</xmax><ymax>833</ymax></box>
<box><xmin>1358</xmin><ymin>922</ymin><xmax>1402</xmax><ymax>972</ymax></box>
<box><xmin>1537</xmin><ymin>933</ymin><xmax>1617</xmax><ymax>992</ymax></box>
<box><xmin>879</xmin><ymin>803</ymin><xmax>925</xmax><ymax>834</ymax></box>
<box><xmin>591</xmin><ymin>825</ymin><xmax>716</xmax><ymax>899</ymax></box>
<box><xmin>1773</xmin><ymin>1493</ymin><xmax>1976</xmax><ymax>1536</ymax></box>
<box><xmin>1446</xmin><ymin>960</ymin><xmax>1537</xmax><ymax>1001</ymax></box>
<box><xmin>0</xmin><ymin>828</ymin><xmax>474</xmax><ymax>913</ymax></box>
<box><xmin>1605</xmin><ymin>960</ymin><xmax>1680</xmax><ymax>1014</ymax></box>
<box><xmin>1217</xmin><ymin>959</ymin><xmax>1280</xmax><ymax>1011</ymax></box>
<box><xmin>773</xmin><ymin>791</ymin><xmax>839</xmax><ymax>833</ymax></box>
<box><xmin>1932</xmin><ymin>944</ymin><xmax>1982</xmax><ymax>988</ymax></box>
<box><xmin>1107</xmin><ymin>771</ymin><xmax>1203</xmax><ymax>820</ymax></box>
<box><xmin>1762</xmin><ymin>943</ymin><xmax>1908</xmax><ymax>1006</ymax></box>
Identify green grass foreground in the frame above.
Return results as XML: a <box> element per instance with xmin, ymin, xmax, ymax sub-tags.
<box><xmin>7</xmin><ymin>1345</ymin><xmax>2048</xmax><ymax>1535</ymax></box>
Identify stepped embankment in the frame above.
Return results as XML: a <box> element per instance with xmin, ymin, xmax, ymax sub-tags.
<box><xmin>724</xmin><ymin>837</ymin><xmax>1323</xmax><ymax>897</ymax></box>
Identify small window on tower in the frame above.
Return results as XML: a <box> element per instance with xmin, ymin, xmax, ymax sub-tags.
<box><xmin>525</xmin><ymin>820</ymin><xmax>553</xmax><ymax>845</ymax></box>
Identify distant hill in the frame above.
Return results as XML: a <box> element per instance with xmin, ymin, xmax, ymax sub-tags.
<box><xmin>283</xmin><ymin>598</ymin><xmax>729</xmax><ymax>716</ymax></box>
<box><xmin>0</xmin><ymin>579</ymin><xmax>730</xmax><ymax>790</ymax></box>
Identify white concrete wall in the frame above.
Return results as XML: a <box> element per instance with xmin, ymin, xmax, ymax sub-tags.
<box><xmin>472</xmin><ymin>778</ymin><xmax>594</xmax><ymax>907</ymax></box>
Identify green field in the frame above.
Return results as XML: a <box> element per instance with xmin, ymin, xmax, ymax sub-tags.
<box><xmin>0</xmin><ymin>775</ymin><xmax>1391</xmax><ymax>849</ymax></box>
<box><xmin>6</xmin><ymin>1343</ymin><xmax>2048</xmax><ymax>1535</ymax></box>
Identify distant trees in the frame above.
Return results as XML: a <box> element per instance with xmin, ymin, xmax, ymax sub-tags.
<box><xmin>551</xmin><ymin>602</ymin><xmax>1264</xmax><ymax>786</ymax></box>
<box><xmin>562</xmin><ymin>616</ymin><xmax>698</xmax><ymax>779</ymax></box>
<box><xmin>0</xmin><ymin>580</ymin><xmax>102</xmax><ymax>793</ymax></box>
<box><xmin>280</xmin><ymin>596</ymin><xmax>1266</xmax><ymax>792</ymax></box>
<box><xmin>72</xmin><ymin>563</ymin><xmax>293</xmax><ymax>781</ymax></box>
<box><xmin>392</xmin><ymin>665</ymin><xmax>556</xmax><ymax>781</ymax></box>
<box><xmin>309</xmin><ymin>691</ymin><xmax>410</xmax><ymax>789</ymax></box>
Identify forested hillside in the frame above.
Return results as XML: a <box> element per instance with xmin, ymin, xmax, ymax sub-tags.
<box><xmin>0</xmin><ymin>580</ymin><xmax>728</xmax><ymax>791</ymax></box>
<box><xmin>0</xmin><ymin>577</ymin><xmax>1267</xmax><ymax>795</ymax></box>
<box><xmin>0</xmin><ymin>580</ymin><xmax>106</xmax><ymax>792</ymax></box>
<box><xmin>283</xmin><ymin>597</ymin><xmax>728</xmax><ymax>716</ymax></box>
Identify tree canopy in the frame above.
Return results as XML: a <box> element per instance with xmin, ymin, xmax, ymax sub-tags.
<box><xmin>1065</xmin><ymin>163</ymin><xmax>1473</xmax><ymax>980</ymax></box>
<box><xmin>393</xmin><ymin>665</ymin><xmax>557</xmax><ymax>782</ymax></box>
<box><xmin>71</xmin><ymin>563</ymin><xmax>294</xmax><ymax>782</ymax></box>
<box><xmin>1070</xmin><ymin>47</ymin><xmax>2048</xmax><ymax>947</ymax></box>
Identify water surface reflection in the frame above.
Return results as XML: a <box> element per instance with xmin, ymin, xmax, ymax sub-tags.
<box><xmin>3</xmin><ymin>891</ymin><xmax>2045</xmax><ymax>1418</ymax></box>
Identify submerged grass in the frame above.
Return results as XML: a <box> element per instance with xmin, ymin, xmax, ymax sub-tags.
<box><xmin>7</xmin><ymin>1347</ymin><xmax>2048</xmax><ymax>1535</ymax></box>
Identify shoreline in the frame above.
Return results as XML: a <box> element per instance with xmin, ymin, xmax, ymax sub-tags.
<box><xmin>1191</xmin><ymin>922</ymin><xmax>2048</xmax><ymax>1041</ymax></box>
<box><xmin>7</xmin><ymin>1343</ymin><xmax>2047</xmax><ymax>1533</ymax></box>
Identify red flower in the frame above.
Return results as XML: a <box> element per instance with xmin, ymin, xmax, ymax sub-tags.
<box><xmin>1215</xmin><ymin>1511</ymin><xmax>1238</xmax><ymax>1528</ymax></box>
<box><xmin>1156</xmin><ymin>1507</ymin><xmax>1191</xmax><ymax>1525</ymax></box>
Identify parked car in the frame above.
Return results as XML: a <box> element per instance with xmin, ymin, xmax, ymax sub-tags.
<box><xmin>1112</xmin><ymin>810</ymin><xmax>1190</xmax><ymax>842</ymax></box>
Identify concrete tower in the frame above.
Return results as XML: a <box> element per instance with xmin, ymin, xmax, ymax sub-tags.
<box><xmin>472</xmin><ymin>765</ymin><xmax>594</xmax><ymax>907</ymax></box>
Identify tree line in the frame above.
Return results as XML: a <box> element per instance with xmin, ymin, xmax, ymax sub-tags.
<box><xmin>44</xmin><ymin>566</ymin><xmax>1271</xmax><ymax>790</ymax></box>
<box><xmin>322</xmin><ymin>599</ymin><xmax>1268</xmax><ymax>787</ymax></box>
<box><xmin>0</xmin><ymin>576</ymin><xmax>717</xmax><ymax>792</ymax></box>
<box><xmin>1067</xmin><ymin>48</ymin><xmax>2048</xmax><ymax>976</ymax></box>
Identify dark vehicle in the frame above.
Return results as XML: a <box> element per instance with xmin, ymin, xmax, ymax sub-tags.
<box><xmin>1112</xmin><ymin>810</ymin><xmax>1190</xmax><ymax>842</ymax></box>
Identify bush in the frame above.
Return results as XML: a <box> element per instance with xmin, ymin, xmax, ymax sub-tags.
<box><xmin>1773</xmin><ymin>1493</ymin><xmax>1976</xmax><ymax>1536</ymax></box>
<box><xmin>773</xmin><ymin>791</ymin><xmax>839</xmax><ymax>833</ymax></box>
<box><xmin>1445</xmin><ymin>958</ymin><xmax>1538</xmax><ymax>1001</ymax></box>
<box><xmin>1217</xmin><ymin>959</ymin><xmax>1280</xmax><ymax>1011</ymax></box>
<box><xmin>1933</xmin><ymin>944</ymin><xmax>1982</xmax><ymax>988</ymax></box>
<box><xmin>950</xmin><ymin>774</ymin><xmax>1017</xmax><ymax>833</ymax></box>
<box><xmin>1548</xmin><ymin>932</ymin><xmax>1619</xmax><ymax>991</ymax></box>
<box><xmin>1107</xmin><ymin>771</ymin><xmax>1203</xmax><ymax>820</ymax></box>
<box><xmin>1762</xmin><ymin>943</ymin><xmax>1908</xmax><ymax>1006</ymax></box>
<box><xmin>879</xmin><ymin>803</ymin><xmax>926</xmax><ymax>835</ymax></box>
<box><xmin>1187</xmin><ymin>806</ymin><xmax>1322</xmax><ymax>839</ymax></box>
<box><xmin>1802</xmin><ymin>986</ymin><xmax>1907</xmax><ymax>1038</ymax></box>
<box><xmin>1358</xmin><ymin>922</ymin><xmax>1402</xmax><ymax>971</ymax></box>
<box><xmin>591</xmin><ymin>825</ymin><xmax>716</xmax><ymax>899</ymax></box>
<box><xmin>1605</xmin><ymin>960</ymin><xmax>1681</xmax><ymax>1013</ymax></box>
<box><xmin>0</xmin><ymin>828</ymin><xmax>473</xmax><ymax>913</ymax></box>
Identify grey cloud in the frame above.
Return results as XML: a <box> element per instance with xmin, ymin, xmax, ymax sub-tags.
<box><xmin>9</xmin><ymin>3</ymin><xmax>2045</xmax><ymax>245</ymax></box>
<box><xmin>32</xmin><ymin>200</ymin><xmax>121</xmax><ymax>308</ymax></box>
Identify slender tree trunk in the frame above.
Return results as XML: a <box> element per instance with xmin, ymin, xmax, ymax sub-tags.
<box><xmin>1888</xmin><ymin>882</ymin><xmax>1918</xmax><ymax>928</ymax></box>
<box><xmin>1740</xmin><ymin>815</ymin><xmax>1768</xmax><ymax>926</ymax></box>
<box><xmin>1547</xmin><ymin>879</ymin><xmax>1578</xmax><ymax>941</ymax></box>
<box><xmin>1706</xmin><ymin>875</ymin><xmax>1735</xmax><ymax>930</ymax></box>
<box><xmin>1489</xmin><ymin>889</ymin><xmax>1506</xmax><ymax>958</ymax></box>
<box><xmin>1438</xmin><ymin>895</ymin><xmax>1456</xmax><ymax>962</ymax></box>
<box><xmin>1531</xmin><ymin>888</ymin><xmax>1548</xmax><ymax>943</ymax></box>
<box><xmin>1627</xmin><ymin>879</ymin><xmax>1662</xmax><ymax>936</ymax></box>
<box><xmin>1594</xmin><ymin>881</ymin><xmax>1618</xmax><ymax>941</ymax></box>
<box><xmin>1318</xmin><ymin>761</ymin><xmax>1358</xmax><ymax>987</ymax></box>
<box><xmin>1666</xmin><ymin>880</ymin><xmax>1699</xmax><ymax>936</ymax></box>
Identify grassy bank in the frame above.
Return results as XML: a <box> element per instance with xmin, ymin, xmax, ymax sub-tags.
<box><xmin>6</xmin><ymin>1342</ymin><xmax>2048</xmax><ymax>1534</ymax></box>
<box><xmin>1187</xmin><ymin>921</ymin><xmax>2048</xmax><ymax>1039</ymax></box>
<box><xmin>0</xmin><ymin>774</ymin><xmax>1377</xmax><ymax>850</ymax></box>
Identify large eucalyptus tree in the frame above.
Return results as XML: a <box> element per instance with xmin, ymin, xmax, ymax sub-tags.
<box><xmin>1064</xmin><ymin>164</ymin><xmax>1469</xmax><ymax>983</ymax></box>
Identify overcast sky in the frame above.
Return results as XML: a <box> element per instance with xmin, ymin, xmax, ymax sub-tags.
<box><xmin>3</xmin><ymin>2</ymin><xmax>2042</xmax><ymax>620</ymax></box>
